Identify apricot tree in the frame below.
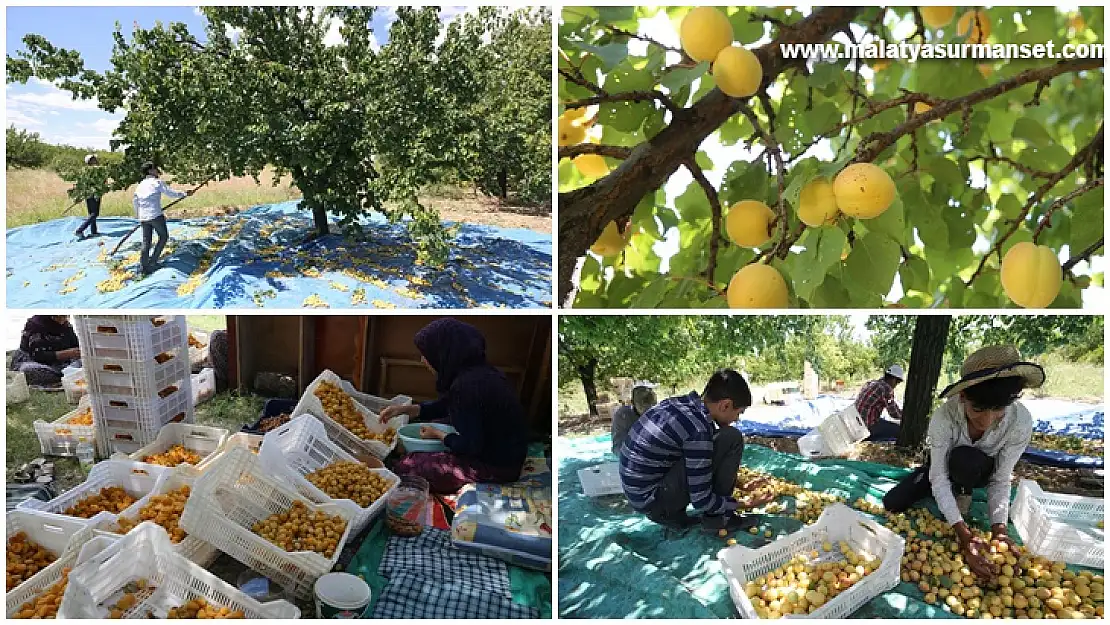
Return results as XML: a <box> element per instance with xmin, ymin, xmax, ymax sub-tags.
<box><xmin>558</xmin><ymin>6</ymin><xmax>1104</xmax><ymax>308</ymax></box>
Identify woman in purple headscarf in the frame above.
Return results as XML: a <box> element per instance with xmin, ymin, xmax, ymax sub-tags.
<box><xmin>8</xmin><ymin>316</ymin><xmax>81</xmax><ymax>386</ymax></box>
<box><xmin>380</xmin><ymin>318</ymin><xmax>529</xmax><ymax>494</ymax></box>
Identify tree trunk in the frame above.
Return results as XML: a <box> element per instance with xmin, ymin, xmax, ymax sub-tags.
<box><xmin>498</xmin><ymin>169</ymin><xmax>508</xmax><ymax>199</ymax></box>
<box><xmin>293</xmin><ymin>164</ymin><xmax>329</xmax><ymax>236</ymax></box>
<box><xmin>898</xmin><ymin>315</ymin><xmax>952</xmax><ymax>448</ymax></box>
<box><xmin>555</xmin><ymin>8</ymin><xmax>861</xmax><ymax>304</ymax></box>
<box><xmin>577</xmin><ymin>359</ymin><xmax>599</xmax><ymax>417</ymax></box>
<box><xmin>312</xmin><ymin>205</ymin><xmax>330</xmax><ymax>236</ymax></box>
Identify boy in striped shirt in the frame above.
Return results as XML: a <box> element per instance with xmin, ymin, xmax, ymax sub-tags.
<box><xmin>618</xmin><ymin>369</ymin><xmax>757</xmax><ymax>532</ymax></box>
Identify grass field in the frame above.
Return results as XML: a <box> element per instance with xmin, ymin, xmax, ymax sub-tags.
<box><xmin>6</xmin><ymin>167</ymin><xmax>552</xmax><ymax>232</ymax></box>
<box><xmin>6</xmin><ymin>167</ymin><xmax>299</xmax><ymax>227</ymax></box>
<box><xmin>6</xmin><ymin>389</ymin><xmax>265</xmax><ymax>493</ymax></box>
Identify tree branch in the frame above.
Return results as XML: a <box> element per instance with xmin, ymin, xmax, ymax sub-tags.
<box><xmin>558</xmin><ymin>67</ymin><xmax>605</xmax><ymax>96</ymax></box>
<box><xmin>968</xmin><ymin>151</ymin><xmax>1055</xmax><ymax>179</ymax></box>
<box><xmin>602</xmin><ymin>24</ymin><xmax>686</xmax><ymax>57</ymax></box>
<box><xmin>557</xmin><ymin>7</ymin><xmax>864</xmax><ymax>304</ymax></box>
<box><xmin>684</xmin><ymin>159</ymin><xmax>724</xmax><ymax>283</ymax></box>
<box><xmin>966</xmin><ymin>126</ymin><xmax>1103</xmax><ymax>285</ymax></box>
<box><xmin>1031</xmin><ymin>177</ymin><xmax>1104</xmax><ymax>242</ymax></box>
<box><xmin>557</xmin><ymin>143</ymin><xmax>633</xmax><ymax>161</ymax></box>
<box><xmin>1062</xmin><ymin>237</ymin><xmax>1104</xmax><ymax>274</ymax></box>
<box><xmin>737</xmin><ymin>101</ymin><xmax>788</xmax><ymax>258</ymax></box>
<box><xmin>855</xmin><ymin>58</ymin><xmax>1101</xmax><ymax>163</ymax></box>
<box><xmin>565</xmin><ymin>90</ymin><xmax>678</xmax><ymax>114</ymax></box>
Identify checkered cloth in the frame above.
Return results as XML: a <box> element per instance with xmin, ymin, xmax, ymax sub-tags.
<box><xmin>372</xmin><ymin>528</ymin><xmax>538</xmax><ymax>619</ymax></box>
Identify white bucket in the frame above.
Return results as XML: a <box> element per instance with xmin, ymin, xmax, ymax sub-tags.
<box><xmin>314</xmin><ymin>572</ymin><xmax>371</xmax><ymax>618</ymax></box>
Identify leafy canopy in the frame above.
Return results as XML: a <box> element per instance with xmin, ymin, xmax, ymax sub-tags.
<box><xmin>558</xmin><ymin>6</ymin><xmax>1104</xmax><ymax>308</ymax></box>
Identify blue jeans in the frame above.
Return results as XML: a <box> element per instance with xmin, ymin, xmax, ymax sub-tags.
<box><xmin>865</xmin><ymin>419</ymin><xmax>901</xmax><ymax>442</ymax></box>
<box><xmin>140</xmin><ymin>215</ymin><xmax>169</xmax><ymax>272</ymax></box>
<box><xmin>76</xmin><ymin>197</ymin><xmax>100</xmax><ymax>236</ymax></box>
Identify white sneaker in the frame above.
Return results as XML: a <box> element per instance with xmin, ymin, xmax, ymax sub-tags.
<box><xmin>957</xmin><ymin>494</ymin><xmax>972</xmax><ymax>517</ymax></box>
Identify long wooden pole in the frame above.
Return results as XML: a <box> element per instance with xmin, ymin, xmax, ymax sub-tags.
<box><xmin>109</xmin><ymin>173</ymin><xmax>221</xmax><ymax>255</ymax></box>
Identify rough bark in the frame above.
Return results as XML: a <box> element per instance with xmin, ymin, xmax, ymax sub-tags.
<box><xmin>557</xmin><ymin>7</ymin><xmax>862</xmax><ymax>304</ymax></box>
<box><xmin>898</xmin><ymin>315</ymin><xmax>952</xmax><ymax>448</ymax></box>
<box><xmin>577</xmin><ymin>358</ymin><xmax>600</xmax><ymax>417</ymax></box>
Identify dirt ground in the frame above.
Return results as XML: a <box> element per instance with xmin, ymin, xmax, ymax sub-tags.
<box><xmin>560</xmin><ymin>412</ymin><xmax>1104</xmax><ymax>499</ymax></box>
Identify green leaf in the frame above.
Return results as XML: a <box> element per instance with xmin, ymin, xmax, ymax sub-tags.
<box><xmin>899</xmin><ymin>254</ymin><xmax>931</xmax><ymax>293</ymax></box>
<box><xmin>906</xmin><ymin>185</ymin><xmax>949</xmax><ymax>251</ymax></box>
<box><xmin>926</xmin><ymin>157</ymin><xmax>964</xmax><ymax>188</ymax></box>
<box><xmin>866</xmin><ymin>195</ymin><xmax>906</xmax><ymax>245</ymax></box>
<box><xmin>630</xmin><ymin>275</ymin><xmax>670</xmax><ymax>308</ymax></box>
<box><xmin>844</xmin><ymin>232</ymin><xmax>901</xmax><ymax>297</ymax></box>
<box><xmin>659</xmin><ymin>61</ymin><xmax>709</xmax><ymax>92</ymax></box>
<box><xmin>996</xmin><ymin>194</ymin><xmax>1022</xmax><ymax>220</ymax></box>
<box><xmin>577</xmin><ymin>42</ymin><xmax>628</xmax><ymax>70</ymax></box>
<box><xmin>1013</xmin><ymin>118</ymin><xmax>1054</xmax><ymax>148</ymax></box>
<box><xmin>695</xmin><ymin>151</ymin><xmax>714</xmax><ymax>172</ymax></box>
<box><xmin>791</xmin><ymin>227</ymin><xmax>847</xmax><ymax>301</ymax></box>
<box><xmin>727</xmin><ymin>8</ymin><xmax>766</xmax><ymax>44</ymax></box>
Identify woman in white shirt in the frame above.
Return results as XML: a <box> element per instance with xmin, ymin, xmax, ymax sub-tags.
<box><xmin>132</xmin><ymin>162</ymin><xmax>190</xmax><ymax>275</ymax></box>
<box><xmin>882</xmin><ymin>345</ymin><xmax>1044</xmax><ymax>581</ymax></box>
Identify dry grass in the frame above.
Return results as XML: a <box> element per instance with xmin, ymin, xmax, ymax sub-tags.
<box><xmin>6</xmin><ymin>167</ymin><xmax>551</xmax><ymax>232</ymax></box>
<box><xmin>6</xmin><ymin>167</ymin><xmax>299</xmax><ymax>227</ymax></box>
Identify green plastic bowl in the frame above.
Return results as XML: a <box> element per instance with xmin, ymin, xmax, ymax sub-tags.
<box><xmin>398</xmin><ymin>423</ymin><xmax>457</xmax><ymax>453</ymax></box>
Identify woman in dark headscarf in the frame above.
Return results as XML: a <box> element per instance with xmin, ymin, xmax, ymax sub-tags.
<box><xmin>380</xmin><ymin>318</ymin><xmax>529</xmax><ymax>494</ymax></box>
<box><xmin>8</xmin><ymin>316</ymin><xmax>81</xmax><ymax>386</ymax></box>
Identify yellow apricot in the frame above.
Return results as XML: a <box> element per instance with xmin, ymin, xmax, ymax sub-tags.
<box><xmin>1000</xmin><ymin>242</ymin><xmax>1062</xmax><ymax>308</ymax></box>
<box><xmin>726</xmin><ymin>264</ymin><xmax>789</xmax><ymax>309</ymax></box>
<box><xmin>680</xmin><ymin>7</ymin><xmax>733</xmax><ymax>63</ymax></box>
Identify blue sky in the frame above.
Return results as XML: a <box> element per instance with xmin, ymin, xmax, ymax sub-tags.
<box><xmin>6</xmin><ymin>6</ymin><xmax>474</xmax><ymax>150</ymax></box>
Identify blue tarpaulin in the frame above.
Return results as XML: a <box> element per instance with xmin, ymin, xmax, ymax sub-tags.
<box><xmin>738</xmin><ymin>396</ymin><xmax>1104</xmax><ymax>470</ymax></box>
<box><xmin>7</xmin><ymin>201</ymin><xmax>552</xmax><ymax>309</ymax></box>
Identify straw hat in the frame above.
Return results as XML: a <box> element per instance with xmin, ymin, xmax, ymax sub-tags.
<box><xmin>939</xmin><ymin>345</ymin><xmax>1045</xmax><ymax>399</ymax></box>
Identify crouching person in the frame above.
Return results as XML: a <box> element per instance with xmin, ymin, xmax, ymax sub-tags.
<box><xmin>618</xmin><ymin>369</ymin><xmax>755</xmax><ymax>533</ymax></box>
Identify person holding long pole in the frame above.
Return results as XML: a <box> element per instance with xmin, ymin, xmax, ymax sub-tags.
<box><xmin>132</xmin><ymin>161</ymin><xmax>191</xmax><ymax>275</ymax></box>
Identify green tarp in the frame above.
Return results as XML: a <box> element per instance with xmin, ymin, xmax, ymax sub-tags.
<box><xmin>558</xmin><ymin>433</ymin><xmax>1032</xmax><ymax>619</ymax></box>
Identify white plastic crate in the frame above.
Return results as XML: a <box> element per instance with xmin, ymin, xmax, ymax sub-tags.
<box><xmin>5</xmin><ymin>510</ymin><xmax>90</xmax><ymax>598</ymax></box>
<box><xmin>188</xmin><ymin>330</ymin><xmax>209</xmax><ymax>370</ymax></box>
<box><xmin>59</xmin><ymin>522</ymin><xmax>300</xmax><ymax>619</ymax></box>
<box><xmin>181</xmin><ymin>446</ymin><xmax>357</xmax><ymax>600</ymax></box>
<box><xmin>259</xmin><ymin>414</ymin><xmax>399</xmax><ymax>536</ymax></box>
<box><xmin>34</xmin><ymin>398</ymin><xmax>96</xmax><ymax>457</ymax></box>
<box><xmin>85</xmin><ymin>351</ymin><xmax>189</xmax><ymax>398</ymax></box>
<box><xmin>91</xmin><ymin>380</ymin><xmax>193</xmax><ymax>432</ymax></box>
<box><xmin>191</xmin><ymin>368</ymin><xmax>216</xmax><ymax>406</ymax></box>
<box><xmin>62</xmin><ymin>368</ymin><xmax>87</xmax><ymax>404</ymax></box>
<box><xmin>195</xmin><ymin>433</ymin><xmax>264</xmax><ymax>473</ymax></box>
<box><xmin>577</xmin><ymin>462</ymin><xmax>623</xmax><ymax>497</ymax></box>
<box><xmin>74</xmin><ymin>315</ymin><xmax>187</xmax><ymax>361</ymax></box>
<box><xmin>1010</xmin><ymin>479</ymin><xmax>1104</xmax><ymax>568</ymax></box>
<box><xmin>5</xmin><ymin>521</ymin><xmax>99</xmax><ymax>618</ymax></box>
<box><xmin>7</xmin><ymin>371</ymin><xmax>29</xmax><ymax>405</ymax></box>
<box><xmin>291</xmin><ymin>369</ymin><xmax>408</xmax><ymax>461</ymax></box>
<box><xmin>816</xmin><ymin>405</ymin><xmax>869</xmax><ymax>457</ymax></box>
<box><xmin>16</xmin><ymin>459</ymin><xmax>168</xmax><ymax>525</ymax></box>
<box><xmin>719</xmin><ymin>503</ymin><xmax>905</xmax><ymax>619</ymax></box>
<box><xmin>96</xmin><ymin>465</ymin><xmax>219</xmax><ymax>568</ymax></box>
<box><xmin>124</xmin><ymin>423</ymin><xmax>228</xmax><ymax>469</ymax></box>
<box><xmin>797</xmin><ymin>430</ymin><xmax>831</xmax><ymax>460</ymax></box>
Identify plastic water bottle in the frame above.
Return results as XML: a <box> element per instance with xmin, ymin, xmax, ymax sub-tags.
<box><xmin>77</xmin><ymin>438</ymin><xmax>95</xmax><ymax>470</ymax></box>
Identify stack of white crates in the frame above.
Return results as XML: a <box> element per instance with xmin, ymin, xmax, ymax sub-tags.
<box><xmin>75</xmin><ymin>315</ymin><xmax>194</xmax><ymax>458</ymax></box>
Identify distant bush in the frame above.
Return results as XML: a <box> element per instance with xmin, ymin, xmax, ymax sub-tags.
<box><xmin>6</xmin><ymin>126</ymin><xmax>51</xmax><ymax>168</ymax></box>
<box><xmin>6</xmin><ymin>125</ymin><xmax>120</xmax><ymax>173</ymax></box>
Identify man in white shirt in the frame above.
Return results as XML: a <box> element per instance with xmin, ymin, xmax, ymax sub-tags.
<box><xmin>882</xmin><ymin>345</ymin><xmax>1043</xmax><ymax>582</ymax></box>
<box><xmin>133</xmin><ymin>161</ymin><xmax>190</xmax><ymax>275</ymax></box>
